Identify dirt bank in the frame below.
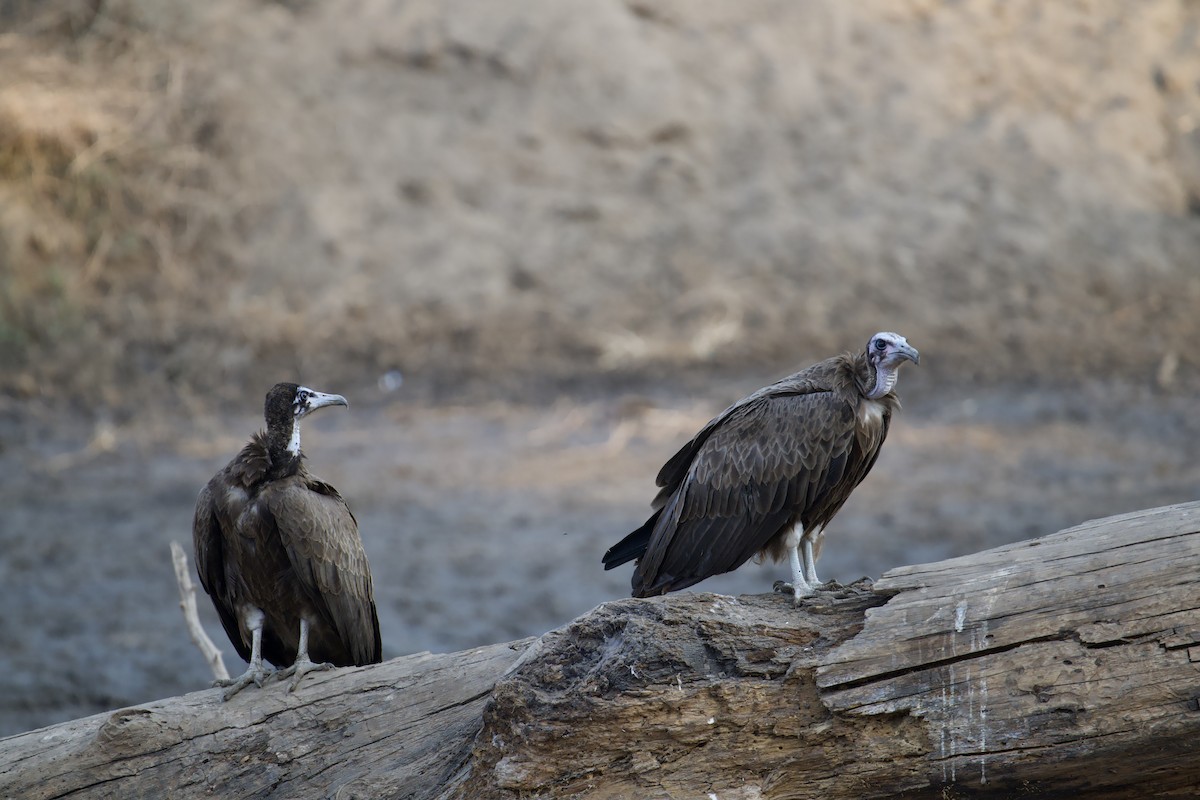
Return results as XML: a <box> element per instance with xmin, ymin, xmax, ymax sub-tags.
<box><xmin>2</xmin><ymin>0</ymin><xmax>1199</xmax><ymax>409</ymax></box>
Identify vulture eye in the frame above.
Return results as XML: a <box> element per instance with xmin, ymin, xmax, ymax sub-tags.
<box><xmin>874</xmin><ymin>339</ymin><xmax>888</xmax><ymax>351</ymax></box>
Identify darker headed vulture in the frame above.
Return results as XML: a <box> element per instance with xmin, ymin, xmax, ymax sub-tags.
<box><xmin>193</xmin><ymin>383</ymin><xmax>382</xmax><ymax>699</ymax></box>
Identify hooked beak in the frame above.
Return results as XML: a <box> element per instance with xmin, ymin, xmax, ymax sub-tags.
<box><xmin>896</xmin><ymin>343</ymin><xmax>920</xmax><ymax>366</ymax></box>
<box><xmin>298</xmin><ymin>389</ymin><xmax>349</xmax><ymax>418</ymax></box>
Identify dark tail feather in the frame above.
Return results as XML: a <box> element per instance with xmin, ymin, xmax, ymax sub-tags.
<box><xmin>602</xmin><ymin>510</ymin><xmax>661</xmax><ymax>570</ymax></box>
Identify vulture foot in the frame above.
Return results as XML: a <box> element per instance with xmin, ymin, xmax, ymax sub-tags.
<box><xmin>216</xmin><ymin>663</ymin><xmax>274</xmax><ymax>701</ymax></box>
<box><xmin>773</xmin><ymin>579</ymin><xmax>816</xmax><ymax>604</ymax></box>
<box><xmin>276</xmin><ymin>656</ymin><xmax>334</xmax><ymax>692</ymax></box>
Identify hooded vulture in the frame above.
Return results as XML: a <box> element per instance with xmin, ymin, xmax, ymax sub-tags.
<box><xmin>193</xmin><ymin>383</ymin><xmax>382</xmax><ymax>699</ymax></box>
<box><xmin>603</xmin><ymin>331</ymin><xmax>919</xmax><ymax>601</ymax></box>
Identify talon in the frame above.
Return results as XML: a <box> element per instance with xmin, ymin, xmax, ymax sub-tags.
<box><xmin>217</xmin><ymin>663</ymin><xmax>274</xmax><ymax>700</ymax></box>
<box><xmin>276</xmin><ymin>657</ymin><xmax>334</xmax><ymax>693</ymax></box>
<box><xmin>774</xmin><ymin>580</ymin><xmax>814</xmax><ymax>604</ymax></box>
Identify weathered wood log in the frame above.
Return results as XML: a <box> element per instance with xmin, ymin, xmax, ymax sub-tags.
<box><xmin>3</xmin><ymin>502</ymin><xmax>1200</xmax><ymax>799</ymax></box>
<box><xmin>465</xmin><ymin>501</ymin><xmax>1200</xmax><ymax>799</ymax></box>
<box><xmin>0</xmin><ymin>640</ymin><xmax>532</xmax><ymax>800</ymax></box>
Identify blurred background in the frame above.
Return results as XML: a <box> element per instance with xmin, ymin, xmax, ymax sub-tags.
<box><xmin>1</xmin><ymin>0</ymin><xmax>1198</xmax><ymax>736</ymax></box>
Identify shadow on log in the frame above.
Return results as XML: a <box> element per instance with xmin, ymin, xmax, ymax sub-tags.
<box><xmin>3</xmin><ymin>502</ymin><xmax>1200</xmax><ymax>799</ymax></box>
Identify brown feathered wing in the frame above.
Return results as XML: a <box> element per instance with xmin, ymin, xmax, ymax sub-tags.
<box><xmin>192</xmin><ymin>482</ymin><xmax>254</xmax><ymax>663</ymax></box>
<box><xmin>633</xmin><ymin>385</ymin><xmax>861</xmax><ymax>597</ymax></box>
<box><xmin>261</xmin><ymin>478</ymin><xmax>382</xmax><ymax>666</ymax></box>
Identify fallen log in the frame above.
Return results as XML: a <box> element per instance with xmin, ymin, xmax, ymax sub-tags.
<box><xmin>3</xmin><ymin>502</ymin><xmax>1200</xmax><ymax>799</ymax></box>
<box><xmin>0</xmin><ymin>640</ymin><xmax>532</xmax><ymax>800</ymax></box>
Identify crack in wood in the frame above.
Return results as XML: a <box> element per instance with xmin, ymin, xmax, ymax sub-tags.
<box><xmin>1076</xmin><ymin>629</ymin><xmax>1170</xmax><ymax>649</ymax></box>
<box><xmin>819</xmin><ymin>631</ymin><xmax>1074</xmax><ymax>694</ymax></box>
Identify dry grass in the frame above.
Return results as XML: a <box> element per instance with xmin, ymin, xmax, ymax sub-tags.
<box><xmin>0</xmin><ymin>1</ymin><xmax>237</xmax><ymax>406</ymax></box>
<box><xmin>2</xmin><ymin>0</ymin><xmax>1199</xmax><ymax>416</ymax></box>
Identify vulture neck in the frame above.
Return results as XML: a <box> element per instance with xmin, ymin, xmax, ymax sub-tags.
<box><xmin>263</xmin><ymin>418</ymin><xmax>304</xmax><ymax>479</ymax></box>
<box><xmin>855</xmin><ymin>351</ymin><xmax>898</xmax><ymax>401</ymax></box>
<box><xmin>866</xmin><ymin>365</ymin><xmax>898</xmax><ymax>400</ymax></box>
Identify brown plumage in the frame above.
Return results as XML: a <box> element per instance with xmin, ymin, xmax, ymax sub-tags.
<box><xmin>603</xmin><ymin>332</ymin><xmax>919</xmax><ymax>600</ymax></box>
<box><xmin>193</xmin><ymin>383</ymin><xmax>381</xmax><ymax>699</ymax></box>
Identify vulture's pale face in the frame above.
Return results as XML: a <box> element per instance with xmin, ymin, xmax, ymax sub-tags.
<box><xmin>864</xmin><ymin>332</ymin><xmax>919</xmax><ymax>399</ymax></box>
<box><xmin>293</xmin><ymin>386</ymin><xmax>349</xmax><ymax>420</ymax></box>
<box><xmin>270</xmin><ymin>384</ymin><xmax>348</xmax><ymax>457</ymax></box>
<box><xmin>867</xmin><ymin>332</ymin><xmax>919</xmax><ymax>371</ymax></box>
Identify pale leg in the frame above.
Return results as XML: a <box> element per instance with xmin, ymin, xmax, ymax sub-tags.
<box><xmin>801</xmin><ymin>530</ymin><xmax>821</xmax><ymax>587</ymax></box>
<box><xmin>217</xmin><ymin>607</ymin><xmax>273</xmax><ymax>701</ymax></box>
<box><xmin>773</xmin><ymin>524</ymin><xmax>813</xmax><ymax>602</ymax></box>
<box><xmin>275</xmin><ymin>617</ymin><xmax>334</xmax><ymax>692</ymax></box>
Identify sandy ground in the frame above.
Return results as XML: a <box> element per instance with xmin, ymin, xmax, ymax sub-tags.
<box><xmin>2</xmin><ymin>373</ymin><xmax>1198</xmax><ymax>737</ymax></box>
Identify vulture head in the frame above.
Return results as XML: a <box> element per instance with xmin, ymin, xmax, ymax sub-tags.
<box><xmin>264</xmin><ymin>382</ymin><xmax>349</xmax><ymax>457</ymax></box>
<box><xmin>864</xmin><ymin>331</ymin><xmax>919</xmax><ymax>399</ymax></box>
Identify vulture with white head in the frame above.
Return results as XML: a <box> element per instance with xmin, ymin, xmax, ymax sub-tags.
<box><xmin>193</xmin><ymin>383</ymin><xmax>381</xmax><ymax>699</ymax></box>
<box><xmin>603</xmin><ymin>332</ymin><xmax>919</xmax><ymax>601</ymax></box>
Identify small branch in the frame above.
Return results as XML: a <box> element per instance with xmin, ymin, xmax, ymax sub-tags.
<box><xmin>170</xmin><ymin>540</ymin><xmax>229</xmax><ymax>682</ymax></box>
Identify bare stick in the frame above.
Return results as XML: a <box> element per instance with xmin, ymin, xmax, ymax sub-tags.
<box><xmin>170</xmin><ymin>540</ymin><xmax>229</xmax><ymax>682</ymax></box>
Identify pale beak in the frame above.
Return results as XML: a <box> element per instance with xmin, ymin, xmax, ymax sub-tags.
<box><xmin>298</xmin><ymin>390</ymin><xmax>349</xmax><ymax>418</ymax></box>
<box><xmin>896</xmin><ymin>343</ymin><xmax>920</xmax><ymax>366</ymax></box>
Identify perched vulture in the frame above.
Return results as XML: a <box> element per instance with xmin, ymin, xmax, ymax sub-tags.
<box><xmin>603</xmin><ymin>332</ymin><xmax>919</xmax><ymax>601</ymax></box>
<box><xmin>193</xmin><ymin>383</ymin><xmax>381</xmax><ymax>699</ymax></box>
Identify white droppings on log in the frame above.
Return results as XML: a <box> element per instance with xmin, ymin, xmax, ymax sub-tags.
<box><xmin>954</xmin><ymin>599</ymin><xmax>968</xmax><ymax>632</ymax></box>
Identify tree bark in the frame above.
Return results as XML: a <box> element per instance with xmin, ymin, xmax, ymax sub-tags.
<box><xmin>4</xmin><ymin>503</ymin><xmax>1200</xmax><ymax>799</ymax></box>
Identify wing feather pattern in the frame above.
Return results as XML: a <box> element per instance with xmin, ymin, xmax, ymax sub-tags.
<box><xmin>192</xmin><ymin>482</ymin><xmax>251</xmax><ymax>663</ymax></box>
<box><xmin>633</xmin><ymin>388</ymin><xmax>858</xmax><ymax>596</ymax></box>
<box><xmin>262</xmin><ymin>479</ymin><xmax>382</xmax><ymax>665</ymax></box>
